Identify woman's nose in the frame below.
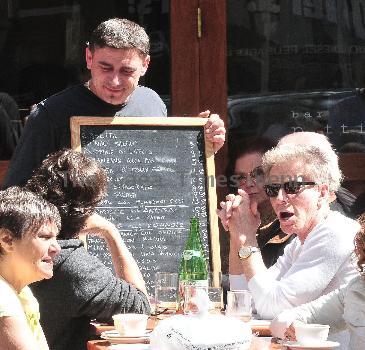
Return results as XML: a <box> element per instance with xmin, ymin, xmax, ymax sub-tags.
<box><xmin>245</xmin><ymin>176</ymin><xmax>256</xmax><ymax>187</ymax></box>
<box><xmin>275</xmin><ymin>187</ymin><xmax>287</xmax><ymax>202</ymax></box>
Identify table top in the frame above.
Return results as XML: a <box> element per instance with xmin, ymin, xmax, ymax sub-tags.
<box><xmin>87</xmin><ymin>337</ymin><xmax>282</xmax><ymax>350</ymax></box>
<box><xmin>88</xmin><ymin>316</ymin><xmax>273</xmax><ymax>350</ymax></box>
<box><xmin>91</xmin><ymin>316</ymin><xmax>271</xmax><ymax>337</ymax></box>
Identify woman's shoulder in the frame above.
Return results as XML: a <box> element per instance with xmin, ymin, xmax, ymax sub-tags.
<box><xmin>0</xmin><ymin>277</ymin><xmax>25</xmax><ymax>317</ymax></box>
<box><xmin>311</xmin><ymin>211</ymin><xmax>360</xmax><ymax>242</ymax></box>
<box><xmin>327</xmin><ymin>211</ymin><xmax>359</xmax><ymax>231</ymax></box>
<box><xmin>343</xmin><ymin>276</ymin><xmax>365</xmax><ymax>328</ymax></box>
<box><xmin>56</xmin><ymin>240</ymin><xmax>116</xmax><ymax>279</ymax></box>
<box><xmin>345</xmin><ymin>276</ymin><xmax>365</xmax><ymax>295</ymax></box>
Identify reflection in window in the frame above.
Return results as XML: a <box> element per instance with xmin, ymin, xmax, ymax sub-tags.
<box><xmin>227</xmin><ymin>1</ymin><xmax>365</xmax><ymax>95</ymax></box>
<box><xmin>227</xmin><ymin>1</ymin><xmax>365</xmax><ymax>198</ymax></box>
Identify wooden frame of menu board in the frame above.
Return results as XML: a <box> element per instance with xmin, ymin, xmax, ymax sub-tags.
<box><xmin>70</xmin><ymin>116</ymin><xmax>221</xmax><ymax>292</ymax></box>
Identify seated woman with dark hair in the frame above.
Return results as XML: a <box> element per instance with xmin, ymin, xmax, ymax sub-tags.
<box><xmin>0</xmin><ymin>187</ymin><xmax>61</xmax><ymax>350</ymax></box>
<box><xmin>271</xmin><ymin>213</ymin><xmax>365</xmax><ymax>349</ymax></box>
<box><xmin>224</xmin><ymin>136</ymin><xmax>294</xmax><ymax>268</ymax></box>
<box><xmin>25</xmin><ymin>149</ymin><xmax>150</xmax><ymax>350</ymax></box>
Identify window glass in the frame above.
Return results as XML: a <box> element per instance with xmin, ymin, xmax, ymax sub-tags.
<box><xmin>227</xmin><ymin>1</ymin><xmax>365</xmax><ymax>146</ymax></box>
<box><xmin>227</xmin><ymin>0</ymin><xmax>365</xmax><ymax>196</ymax></box>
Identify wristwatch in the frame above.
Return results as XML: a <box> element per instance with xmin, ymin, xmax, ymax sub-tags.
<box><xmin>238</xmin><ymin>246</ymin><xmax>260</xmax><ymax>260</ymax></box>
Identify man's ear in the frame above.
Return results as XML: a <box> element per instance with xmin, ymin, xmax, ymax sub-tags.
<box><xmin>85</xmin><ymin>47</ymin><xmax>93</xmax><ymax>70</ymax></box>
<box><xmin>0</xmin><ymin>229</ymin><xmax>15</xmax><ymax>253</ymax></box>
<box><xmin>140</xmin><ymin>55</ymin><xmax>150</xmax><ymax>76</ymax></box>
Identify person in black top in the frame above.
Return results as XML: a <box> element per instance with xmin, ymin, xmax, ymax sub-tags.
<box><xmin>3</xmin><ymin>18</ymin><xmax>225</xmax><ymax>187</ymax></box>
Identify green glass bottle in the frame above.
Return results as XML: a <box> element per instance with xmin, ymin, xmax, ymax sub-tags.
<box><xmin>178</xmin><ymin>217</ymin><xmax>208</xmax><ymax>309</ymax></box>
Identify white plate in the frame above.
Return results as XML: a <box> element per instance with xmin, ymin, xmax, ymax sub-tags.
<box><xmin>100</xmin><ymin>330</ymin><xmax>151</xmax><ymax>344</ymax></box>
<box><xmin>109</xmin><ymin>345</ymin><xmax>150</xmax><ymax>350</ymax></box>
<box><xmin>282</xmin><ymin>340</ymin><xmax>340</xmax><ymax>349</ymax></box>
<box><xmin>102</xmin><ymin>330</ymin><xmax>151</xmax><ymax>338</ymax></box>
<box><xmin>248</xmin><ymin>319</ymin><xmax>271</xmax><ymax>326</ymax></box>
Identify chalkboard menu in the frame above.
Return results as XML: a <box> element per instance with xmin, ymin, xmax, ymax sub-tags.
<box><xmin>71</xmin><ymin>117</ymin><xmax>220</xmax><ymax>295</ymax></box>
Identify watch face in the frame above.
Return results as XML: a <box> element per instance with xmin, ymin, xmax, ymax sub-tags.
<box><xmin>238</xmin><ymin>246</ymin><xmax>251</xmax><ymax>259</ymax></box>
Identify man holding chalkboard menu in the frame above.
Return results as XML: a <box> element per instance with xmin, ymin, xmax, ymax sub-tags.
<box><xmin>3</xmin><ymin>18</ymin><xmax>225</xmax><ymax>188</ymax></box>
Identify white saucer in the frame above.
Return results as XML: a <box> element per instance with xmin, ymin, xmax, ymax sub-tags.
<box><xmin>248</xmin><ymin>319</ymin><xmax>271</xmax><ymax>326</ymax></box>
<box><xmin>282</xmin><ymin>340</ymin><xmax>340</xmax><ymax>349</ymax></box>
<box><xmin>109</xmin><ymin>346</ymin><xmax>150</xmax><ymax>350</ymax></box>
<box><xmin>100</xmin><ymin>330</ymin><xmax>151</xmax><ymax>344</ymax></box>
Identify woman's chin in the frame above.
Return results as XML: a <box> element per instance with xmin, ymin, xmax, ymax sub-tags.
<box><xmin>279</xmin><ymin>220</ymin><xmax>296</xmax><ymax>234</ymax></box>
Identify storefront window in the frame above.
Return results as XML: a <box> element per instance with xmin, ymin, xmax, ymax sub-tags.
<box><xmin>227</xmin><ymin>0</ymin><xmax>365</xmax><ymax>150</ymax></box>
<box><xmin>227</xmin><ymin>0</ymin><xmax>365</xmax><ymax>198</ymax></box>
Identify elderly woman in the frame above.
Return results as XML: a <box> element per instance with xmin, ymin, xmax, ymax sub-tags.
<box><xmin>219</xmin><ymin>144</ymin><xmax>358</xmax><ymax>322</ymax></box>
<box><xmin>25</xmin><ymin>149</ymin><xmax>150</xmax><ymax>350</ymax></box>
<box><xmin>271</xmin><ymin>213</ymin><xmax>365</xmax><ymax>349</ymax></box>
<box><xmin>224</xmin><ymin>136</ymin><xmax>294</xmax><ymax>268</ymax></box>
<box><xmin>0</xmin><ymin>187</ymin><xmax>61</xmax><ymax>350</ymax></box>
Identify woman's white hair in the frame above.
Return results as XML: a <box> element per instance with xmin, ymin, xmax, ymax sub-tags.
<box><xmin>262</xmin><ymin>143</ymin><xmax>342</xmax><ymax>192</ymax></box>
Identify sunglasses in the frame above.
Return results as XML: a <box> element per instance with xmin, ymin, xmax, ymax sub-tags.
<box><xmin>264</xmin><ymin>181</ymin><xmax>317</xmax><ymax>198</ymax></box>
<box><xmin>235</xmin><ymin>166</ymin><xmax>264</xmax><ymax>185</ymax></box>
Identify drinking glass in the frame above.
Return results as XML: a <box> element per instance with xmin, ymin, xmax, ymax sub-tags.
<box><xmin>226</xmin><ymin>290</ymin><xmax>252</xmax><ymax>321</ymax></box>
<box><xmin>208</xmin><ymin>272</ymin><xmax>223</xmax><ymax>313</ymax></box>
<box><xmin>154</xmin><ymin>272</ymin><xmax>179</xmax><ymax>314</ymax></box>
<box><xmin>183</xmin><ymin>283</ymin><xmax>209</xmax><ymax>315</ymax></box>
<box><xmin>183</xmin><ymin>272</ymin><xmax>223</xmax><ymax>315</ymax></box>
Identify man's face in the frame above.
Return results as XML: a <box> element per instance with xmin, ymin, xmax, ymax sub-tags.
<box><xmin>86</xmin><ymin>46</ymin><xmax>150</xmax><ymax>105</ymax></box>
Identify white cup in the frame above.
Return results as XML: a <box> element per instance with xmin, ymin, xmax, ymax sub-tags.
<box><xmin>226</xmin><ymin>290</ymin><xmax>252</xmax><ymax>321</ymax></box>
<box><xmin>294</xmin><ymin>323</ymin><xmax>330</xmax><ymax>345</ymax></box>
<box><xmin>112</xmin><ymin>313</ymin><xmax>149</xmax><ymax>336</ymax></box>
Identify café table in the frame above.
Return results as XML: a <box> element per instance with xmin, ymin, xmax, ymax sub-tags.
<box><xmin>87</xmin><ymin>337</ymin><xmax>280</xmax><ymax>350</ymax></box>
<box><xmin>87</xmin><ymin>316</ymin><xmax>274</xmax><ymax>350</ymax></box>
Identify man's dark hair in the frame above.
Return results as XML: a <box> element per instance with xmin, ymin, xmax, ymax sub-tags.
<box><xmin>88</xmin><ymin>18</ymin><xmax>150</xmax><ymax>56</ymax></box>
<box><xmin>0</xmin><ymin>187</ymin><xmax>60</xmax><ymax>250</ymax></box>
<box><xmin>25</xmin><ymin>149</ymin><xmax>107</xmax><ymax>239</ymax></box>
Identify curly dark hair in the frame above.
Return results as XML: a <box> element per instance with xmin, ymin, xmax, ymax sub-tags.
<box><xmin>355</xmin><ymin>213</ymin><xmax>365</xmax><ymax>275</ymax></box>
<box><xmin>25</xmin><ymin>149</ymin><xmax>107</xmax><ymax>239</ymax></box>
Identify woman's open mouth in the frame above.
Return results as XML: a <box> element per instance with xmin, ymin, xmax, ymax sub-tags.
<box><xmin>279</xmin><ymin>211</ymin><xmax>294</xmax><ymax>221</ymax></box>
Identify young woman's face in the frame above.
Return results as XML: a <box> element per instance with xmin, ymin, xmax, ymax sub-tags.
<box><xmin>12</xmin><ymin>221</ymin><xmax>60</xmax><ymax>283</ymax></box>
